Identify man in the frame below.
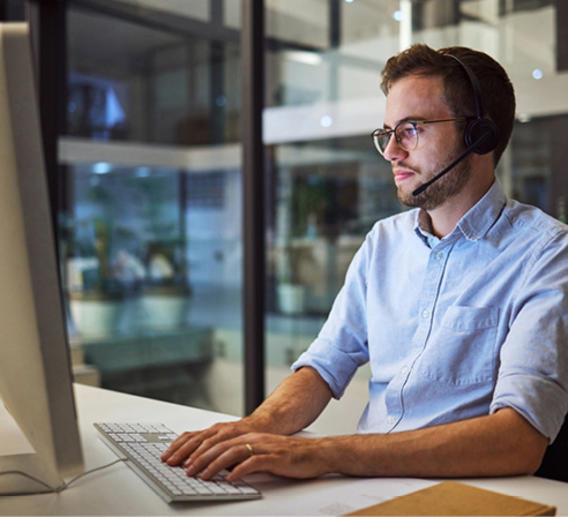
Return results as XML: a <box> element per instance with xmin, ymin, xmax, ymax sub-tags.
<box><xmin>162</xmin><ymin>44</ymin><xmax>568</xmax><ymax>482</ymax></box>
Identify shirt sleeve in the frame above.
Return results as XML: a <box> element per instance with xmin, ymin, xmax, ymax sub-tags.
<box><xmin>291</xmin><ymin>229</ymin><xmax>373</xmax><ymax>399</ymax></box>
<box><xmin>491</xmin><ymin>228</ymin><xmax>568</xmax><ymax>443</ymax></box>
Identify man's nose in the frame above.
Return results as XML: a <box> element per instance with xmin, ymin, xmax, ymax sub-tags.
<box><xmin>383</xmin><ymin>134</ymin><xmax>407</xmax><ymax>162</ymax></box>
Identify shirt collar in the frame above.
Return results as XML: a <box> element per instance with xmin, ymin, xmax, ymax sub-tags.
<box><xmin>414</xmin><ymin>210</ymin><xmax>439</xmax><ymax>248</ymax></box>
<box><xmin>456</xmin><ymin>179</ymin><xmax>507</xmax><ymax>241</ymax></box>
<box><xmin>413</xmin><ymin>179</ymin><xmax>507</xmax><ymax>245</ymax></box>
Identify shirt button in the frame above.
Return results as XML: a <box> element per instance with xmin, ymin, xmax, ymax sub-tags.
<box><xmin>387</xmin><ymin>416</ymin><xmax>396</xmax><ymax>425</ymax></box>
<box><xmin>435</xmin><ymin>252</ymin><xmax>444</xmax><ymax>260</ymax></box>
<box><xmin>422</xmin><ymin>309</ymin><xmax>430</xmax><ymax>319</ymax></box>
<box><xmin>401</xmin><ymin>366</ymin><xmax>409</xmax><ymax>375</ymax></box>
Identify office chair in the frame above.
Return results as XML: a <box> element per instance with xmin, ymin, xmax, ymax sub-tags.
<box><xmin>535</xmin><ymin>415</ymin><xmax>568</xmax><ymax>482</ymax></box>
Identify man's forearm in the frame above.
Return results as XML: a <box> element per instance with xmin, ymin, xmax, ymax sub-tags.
<box><xmin>319</xmin><ymin>408</ymin><xmax>548</xmax><ymax>478</ymax></box>
<box><xmin>245</xmin><ymin>366</ymin><xmax>333</xmax><ymax>435</ymax></box>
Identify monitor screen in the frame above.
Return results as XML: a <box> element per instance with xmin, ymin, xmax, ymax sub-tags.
<box><xmin>0</xmin><ymin>22</ymin><xmax>84</xmax><ymax>494</ymax></box>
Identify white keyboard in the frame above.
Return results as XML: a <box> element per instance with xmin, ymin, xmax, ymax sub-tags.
<box><xmin>94</xmin><ymin>422</ymin><xmax>261</xmax><ymax>503</ymax></box>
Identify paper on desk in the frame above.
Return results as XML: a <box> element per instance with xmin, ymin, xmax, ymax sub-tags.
<box><xmin>312</xmin><ymin>477</ymin><xmax>435</xmax><ymax>516</ymax></box>
<box><xmin>248</xmin><ymin>474</ymin><xmax>435</xmax><ymax>516</ymax></box>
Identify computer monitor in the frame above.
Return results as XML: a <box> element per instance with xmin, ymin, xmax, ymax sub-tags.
<box><xmin>0</xmin><ymin>22</ymin><xmax>84</xmax><ymax>494</ymax></box>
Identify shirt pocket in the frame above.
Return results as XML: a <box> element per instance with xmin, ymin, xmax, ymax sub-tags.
<box><xmin>421</xmin><ymin>305</ymin><xmax>500</xmax><ymax>385</ymax></box>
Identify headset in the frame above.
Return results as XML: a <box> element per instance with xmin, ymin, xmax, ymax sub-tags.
<box><xmin>446</xmin><ymin>53</ymin><xmax>500</xmax><ymax>155</ymax></box>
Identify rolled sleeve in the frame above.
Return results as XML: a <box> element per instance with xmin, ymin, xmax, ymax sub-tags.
<box><xmin>292</xmin><ymin>335</ymin><xmax>366</xmax><ymax>399</ymax></box>
<box><xmin>491</xmin><ymin>373</ymin><xmax>567</xmax><ymax>442</ymax></box>
<box><xmin>491</xmin><ymin>231</ymin><xmax>568</xmax><ymax>442</ymax></box>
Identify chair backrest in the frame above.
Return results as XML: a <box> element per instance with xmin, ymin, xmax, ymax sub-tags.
<box><xmin>535</xmin><ymin>415</ymin><xmax>568</xmax><ymax>481</ymax></box>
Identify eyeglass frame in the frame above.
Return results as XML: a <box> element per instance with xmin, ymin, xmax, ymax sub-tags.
<box><xmin>371</xmin><ymin>117</ymin><xmax>469</xmax><ymax>157</ymax></box>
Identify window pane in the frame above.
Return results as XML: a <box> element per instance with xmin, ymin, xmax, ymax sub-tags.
<box><xmin>63</xmin><ymin>2</ymin><xmax>244</xmax><ymax>416</ymax></box>
<box><xmin>66</xmin><ymin>7</ymin><xmax>239</xmax><ymax>146</ymax></box>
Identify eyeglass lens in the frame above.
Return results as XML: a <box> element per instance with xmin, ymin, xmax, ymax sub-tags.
<box><xmin>374</xmin><ymin>122</ymin><xmax>418</xmax><ymax>155</ymax></box>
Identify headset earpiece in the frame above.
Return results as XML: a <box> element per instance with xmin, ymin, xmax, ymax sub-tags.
<box><xmin>464</xmin><ymin>117</ymin><xmax>499</xmax><ymax>155</ymax></box>
<box><xmin>447</xmin><ymin>53</ymin><xmax>500</xmax><ymax>155</ymax></box>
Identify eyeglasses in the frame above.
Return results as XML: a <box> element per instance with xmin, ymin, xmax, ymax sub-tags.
<box><xmin>371</xmin><ymin>118</ymin><xmax>467</xmax><ymax>157</ymax></box>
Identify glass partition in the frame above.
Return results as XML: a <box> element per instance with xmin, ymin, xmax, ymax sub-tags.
<box><xmin>62</xmin><ymin>1</ymin><xmax>244</xmax><ymax>414</ymax></box>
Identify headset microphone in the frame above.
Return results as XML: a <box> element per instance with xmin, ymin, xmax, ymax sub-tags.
<box><xmin>412</xmin><ymin>132</ymin><xmax>489</xmax><ymax>196</ymax></box>
<box><xmin>412</xmin><ymin>52</ymin><xmax>499</xmax><ymax>197</ymax></box>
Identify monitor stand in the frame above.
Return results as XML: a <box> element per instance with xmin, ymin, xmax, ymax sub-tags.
<box><xmin>0</xmin><ymin>401</ymin><xmax>62</xmax><ymax>494</ymax></box>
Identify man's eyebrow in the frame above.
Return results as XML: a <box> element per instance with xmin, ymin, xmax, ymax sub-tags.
<box><xmin>382</xmin><ymin>116</ymin><xmax>427</xmax><ymax>130</ymax></box>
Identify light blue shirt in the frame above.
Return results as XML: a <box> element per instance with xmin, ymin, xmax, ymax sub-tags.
<box><xmin>292</xmin><ymin>180</ymin><xmax>568</xmax><ymax>442</ymax></box>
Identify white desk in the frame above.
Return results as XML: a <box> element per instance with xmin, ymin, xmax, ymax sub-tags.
<box><xmin>1</xmin><ymin>384</ymin><xmax>567</xmax><ymax>516</ymax></box>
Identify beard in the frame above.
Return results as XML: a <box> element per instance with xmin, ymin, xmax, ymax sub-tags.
<box><xmin>396</xmin><ymin>152</ymin><xmax>473</xmax><ymax>211</ymax></box>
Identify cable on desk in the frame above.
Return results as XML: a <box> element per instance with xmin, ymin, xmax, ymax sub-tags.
<box><xmin>0</xmin><ymin>458</ymin><xmax>128</xmax><ymax>494</ymax></box>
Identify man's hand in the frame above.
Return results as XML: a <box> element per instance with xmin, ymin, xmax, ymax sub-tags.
<box><xmin>161</xmin><ymin>367</ymin><xmax>334</xmax><ymax>479</ymax></box>
<box><xmin>184</xmin><ymin>432</ymin><xmax>329</xmax><ymax>482</ymax></box>
<box><xmin>161</xmin><ymin>420</ymin><xmax>257</xmax><ymax>467</ymax></box>
<box><xmin>161</xmin><ymin>421</ymin><xmax>331</xmax><ymax>483</ymax></box>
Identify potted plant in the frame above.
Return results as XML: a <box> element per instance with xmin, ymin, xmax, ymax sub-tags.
<box><xmin>139</xmin><ymin>236</ymin><xmax>191</xmax><ymax>331</ymax></box>
<box><xmin>274</xmin><ymin>173</ymin><xmax>332</xmax><ymax>315</ymax></box>
<box><xmin>275</xmin><ymin>246</ymin><xmax>306</xmax><ymax>315</ymax></box>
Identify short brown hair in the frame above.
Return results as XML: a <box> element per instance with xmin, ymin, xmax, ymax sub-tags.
<box><xmin>380</xmin><ymin>44</ymin><xmax>515</xmax><ymax>166</ymax></box>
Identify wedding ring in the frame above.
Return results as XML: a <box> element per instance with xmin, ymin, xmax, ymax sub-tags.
<box><xmin>245</xmin><ymin>443</ymin><xmax>254</xmax><ymax>456</ymax></box>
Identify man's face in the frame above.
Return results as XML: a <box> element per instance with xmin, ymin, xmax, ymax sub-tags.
<box><xmin>382</xmin><ymin>74</ymin><xmax>472</xmax><ymax>211</ymax></box>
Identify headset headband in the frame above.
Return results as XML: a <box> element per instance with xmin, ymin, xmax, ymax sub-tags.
<box><xmin>446</xmin><ymin>53</ymin><xmax>485</xmax><ymax>119</ymax></box>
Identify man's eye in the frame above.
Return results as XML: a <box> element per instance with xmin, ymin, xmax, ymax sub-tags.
<box><xmin>399</xmin><ymin>125</ymin><xmax>417</xmax><ymax>137</ymax></box>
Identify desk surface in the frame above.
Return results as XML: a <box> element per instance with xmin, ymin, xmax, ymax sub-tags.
<box><xmin>1</xmin><ymin>384</ymin><xmax>567</xmax><ymax>516</ymax></box>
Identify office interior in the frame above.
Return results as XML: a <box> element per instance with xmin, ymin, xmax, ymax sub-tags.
<box><xmin>3</xmin><ymin>0</ymin><xmax>567</xmax><ymax>437</ymax></box>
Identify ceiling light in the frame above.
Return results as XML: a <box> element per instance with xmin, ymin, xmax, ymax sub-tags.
<box><xmin>93</xmin><ymin>162</ymin><xmax>111</xmax><ymax>175</ymax></box>
<box><xmin>393</xmin><ymin>10</ymin><xmax>404</xmax><ymax>21</ymax></box>
<box><xmin>286</xmin><ymin>50</ymin><xmax>322</xmax><ymax>66</ymax></box>
<box><xmin>320</xmin><ymin>115</ymin><xmax>333</xmax><ymax>128</ymax></box>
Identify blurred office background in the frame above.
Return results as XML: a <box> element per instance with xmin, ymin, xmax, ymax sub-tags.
<box><xmin>2</xmin><ymin>0</ymin><xmax>567</xmax><ymax>435</ymax></box>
